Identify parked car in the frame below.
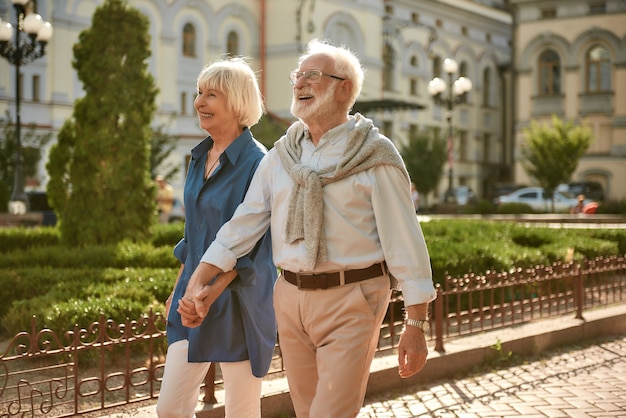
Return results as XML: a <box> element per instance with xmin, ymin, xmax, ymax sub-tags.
<box><xmin>488</xmin><ymin>183</ymin><xmax>527</xmax><ymax>203</ymax></box>
<box><xmin>168</xmin><ymin>197</ymin><xmax>185</xmax><ymax>223</ymax></box>
<box><xmin>496</xmin><ymin>186</ymin><xmax>593</xmax><ymax>213</ymax></box>
<box><xmin>557</xmin><ymin>181</ymin><xmax>605</xmax><ymax>202</ymax></box>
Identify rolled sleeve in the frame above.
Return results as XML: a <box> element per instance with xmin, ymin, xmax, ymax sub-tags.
<box><xmin>372</xmin><ymin>165</ymin><xmax>437</xmax><ymax>306</ymax></box>
<box><xmin>201</xmin><ymin>241</ymin><xmax>238</xmax><ymax>273</ymax></box>
<box><xmin>173</xmin><ymin>238</ymin><xmax>188</xmax><ymax>265</ymax></box>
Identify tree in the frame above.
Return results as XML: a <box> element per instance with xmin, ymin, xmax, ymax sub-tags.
<box><xmin>0</xmin><ymin>110</ymin><xmax>52</xmax><ymax>211</ymax></box>
<box><xmin>399</xmin><ymin>128</ymin><xmax>447</xmax><ymax>211</ymax></box>
<box><xmin>251</xmin><ymin>112</ymin><xmax>292</xmax><ymax>150</ymax></box>
<box><xmin>520</xmin><ymin>115</ymin><xmax>593</xmax><ymax>212</ymax></box>
<box><xmin>46</xmin><ymin>0</ymin><xmax>158</xmax><ymax>246</ymax></box>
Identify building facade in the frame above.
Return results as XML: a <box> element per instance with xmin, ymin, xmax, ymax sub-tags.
<box><xmin>1</xmin><ymin>0</ymin><xmax>512</xmax><ymax>204</ymax></box>
<box><xmin>509</xmin><ymin>0</ymin><xmax>626</xmax><ymax>200</ymax></box>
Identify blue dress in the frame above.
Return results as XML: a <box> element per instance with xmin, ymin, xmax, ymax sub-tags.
<box><xmin>167</xmin><ymin>128</ymin><xmax>277</xmax><ymax>378</ymax></box>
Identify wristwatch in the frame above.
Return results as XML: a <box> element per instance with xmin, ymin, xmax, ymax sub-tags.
<box><xmin>406</xmin><ymin>318</ymin><xmax>430</xmax><ymax>333</ymax></box>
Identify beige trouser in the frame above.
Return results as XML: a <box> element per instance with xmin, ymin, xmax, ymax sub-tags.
<box><xmin>156</xmin><ymin>340</ymin><xmax>262</xmax><ymax>418</ymax></box>
<box><xmin>274</xmin><ymin>273</ymin><xmax>391</xmax><ymax>418</ymax></box>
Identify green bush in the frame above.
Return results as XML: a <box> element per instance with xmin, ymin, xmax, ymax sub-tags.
<box><xmin>0</xmin><ymin>267</ymin><xmax>176</xmax><ymax>335</ymax></box>
<box><xmin>497</xmin><ymin>202</ymin><xmax>535</xmax><ymax>214</ymax></box>
<box><xmin>1</xmin><ymin>219</ymin><xmax>624</xmax><ymax>338</ymax></box>
<box><xmin>596</xmin><ymin>199</ymin><xmax>626</xmax><ymax>215</ymax></box>
<box><xmin>0</xmin><ymin>226</ymin><xmax>60</xmax><ymax>252</ymax></box>
<box><xmin>150</xmin><ymin>222</ymin><xmax>184</xmax><ymax>247</ymax></box>
<box><xmin>0</xmin><ymin>241</ymin><xmax>178</xmax><ymax>269</ymax></box>
<box><xmin>462</xmin><ymin>199</ymin><xmax>497</xmax><ymax>214</ymax></box>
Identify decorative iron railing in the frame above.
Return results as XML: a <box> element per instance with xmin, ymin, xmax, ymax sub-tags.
<box><xmin>1</xmin><ymin>255</ymin><xmax>624</xmax><ymax>417</ymax></box>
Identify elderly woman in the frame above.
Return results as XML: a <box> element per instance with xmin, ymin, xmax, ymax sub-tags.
<box><xmin>156</xmin><ymin>58</ymin><xmax>276</xmax><ymax>418</ymax></box>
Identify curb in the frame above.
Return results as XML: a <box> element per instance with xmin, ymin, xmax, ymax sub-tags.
<box><xmin>194</xmin><ymin>303</ymin><xmax>626</xmax><ymax>418</ymax></box>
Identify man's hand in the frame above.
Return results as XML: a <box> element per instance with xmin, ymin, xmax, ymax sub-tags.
<box><xmin>397</xmin><ymin>325</ymin><xmax>429</xmax><ymax>378</ymax></box>
<box><xmin>177</xmin><ymin>263</ymin><xmax>238</xmax><ymax>328</ymax></box>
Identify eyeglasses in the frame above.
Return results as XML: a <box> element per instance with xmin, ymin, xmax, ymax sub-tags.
<box><xmin>289</xmin><ymin>69</ymin><xmax>346</xmax><ymax>85</ymax></box>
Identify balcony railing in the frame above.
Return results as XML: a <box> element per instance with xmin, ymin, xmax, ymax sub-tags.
<box><xmin>1</xmin><ymin>255</ymin><xmax>624</xmax><ymax>417</ymax></box>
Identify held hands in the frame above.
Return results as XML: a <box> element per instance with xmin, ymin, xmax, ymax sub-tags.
<box><xmin>177</xmin><ymin>263</ymin><xmax>237</xmax><ymax>328</ymax></box>
<box><xmin>397</xmin><ymin>326</ymin><xmax>429</xmax><ymax>378</ymax></box>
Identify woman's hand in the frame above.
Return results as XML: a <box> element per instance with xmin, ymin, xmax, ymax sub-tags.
<box><xmin>178</xmin><ymin>265</ymin><xmax>238</xmax><ymax>327</ymax></box>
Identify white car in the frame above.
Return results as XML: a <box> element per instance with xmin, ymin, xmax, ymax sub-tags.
<box><xmin>496</xmin><ymin>187</ymin><xmax>590</xmax><ymax>213</ymax></box>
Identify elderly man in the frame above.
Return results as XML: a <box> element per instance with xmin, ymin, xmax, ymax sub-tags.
<box><xmin>179</xmin><ymin>39</ymin><xmax>436</xmax><ymax>417</ymax></box>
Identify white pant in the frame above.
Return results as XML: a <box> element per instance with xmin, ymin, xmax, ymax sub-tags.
<box><xmin>156</xmin><ymin>340</ymin><xmax>262</xmax><ymax>418</ymax></box>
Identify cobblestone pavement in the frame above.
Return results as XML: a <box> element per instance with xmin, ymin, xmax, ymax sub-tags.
<box><xmin>359</xmin><ymin>334</ymin><xmax>626</xmax><ymax>418</ymax></box>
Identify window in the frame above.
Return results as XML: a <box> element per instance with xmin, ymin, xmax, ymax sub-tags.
<box><xmin>541</xmin><ymin>8</ymin><xmax>556</xmax><ymax>19</ymax></box>
<box><xmin>409</xmin><ymin>124</ymin><xmax>418</xmax><ymax>140</ymax></box>
<box><xmin>26</xmin><ymin>0</ymin><xmax>37</xmax><ymax>13</ymax></box>
<box><xmin>410</xmin><ymin>78</ymin><xmax>418</xmax><ymax>96</ymax></box>
<box><xmin>459</xmin><ymin>62</ymin><xmax>469</xmax><ymax>103</ymax></box>
<box><xmin>182</xmin><ymin>23</ymin><xmax>196</xmax><ymax>57</ymax></box>
<box><xmin>32</xmin><ymin>75</ymin><xmax>40</xmax><ymax>101</ymax></box>
<box><xmin>586</xmin><ymin>45</ymin><xmax>611</xmax><ymax>93</ymax></box>
<box><xmin>410</xmin><ymin>55</ymin><xmax>418</xmax><ymax>68</ymax></box>
<box><xmin>483</xmin><ymin>68</ymin><xmax>491</xmax><ymax>106</ymax></box>
<box><xmin>382</xmin><ymin>120</ymin><xmax>393</xmax><ymax>138</ymax></box>
<box><xmin>432</xmin><ymin>56</ymin><xmax>441</xmax><ymax>78</ymax></box>
<box><xmin>181</xmin><ymin>92</ymin><xmax>187</xmax><ymax>115</ymax></box>
<box><xmin>538</xmin><ymin>49</ymin><xmax>561</xmax><ymax>96</ymax></box>
<box><xmin>383</xmin><ymin>42</ymin><xmax>395</xmax><ymax>91</ymax></box>
<box><xmin>590</xmin><ymin>2</ymin><xmax>606</xmax><ymax>14</ymax></box>
<box><xmin>227</xmin><ymin>31</ymin><xmax>239</xmax><ymax>56</ymax></box>
<box><xmin>461</xmin><ymin>26</ymin><xmax>468</xmax><ymax>36</ymax></box>
<box><xmin>459</xmin><ymin>62</ymin><xmax>468</xmax><ymax>77</ymax></box>
<box><xmin>483</xmin><ymin>133</ymin><xmax>491</xmax><ymax>162</ymax></box>
<box><xmin>459</xmin><ymin>130</ymin><xmax>468</xmax><ymax>161</ymax></box>
<box><xmin>411</xmin><ymin>13</ymin><xmax>419</xmax><ymax>24</ymax></box>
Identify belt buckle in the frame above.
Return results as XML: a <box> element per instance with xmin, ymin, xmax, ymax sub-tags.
<box><xmin>296</xmin><ymin>272</ymin><xmax>327</xmax><ymax>289</ymax></box>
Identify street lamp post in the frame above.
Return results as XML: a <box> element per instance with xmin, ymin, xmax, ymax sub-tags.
<box><xmin>428</xmin><ymin>58</ymin><xmax>472</xmax><ymax>204</ymax></box>
<box><xmin>0</xmin><ymin>0</ymin><xmax>53</xmax><ymax>215</ymax></box>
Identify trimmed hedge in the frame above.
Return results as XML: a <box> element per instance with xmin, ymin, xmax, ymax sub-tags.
<box><xmin>421</xmin><ymin>220</ymin><xmax>625</xmax><ymax>281</ymax></box>
<box><xmin>1</xmin><ymin>220</ymin><xmax>625</xmax><ymax>337</ymax></box>
<box><xmin>0</xmin><ymin>267</ymin><xmax>176</xmax><ymax>335</ymax></box>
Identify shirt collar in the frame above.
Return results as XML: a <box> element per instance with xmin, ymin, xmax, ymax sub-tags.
<box><xmin>190</xmin><ymin>127</ymin><xmax>253</xmax><ymax>165</ymax></box>
<box><xmin>304</xmin><ymin>117</ymin><xmax>357</xmax><ymax>147</ymax></box>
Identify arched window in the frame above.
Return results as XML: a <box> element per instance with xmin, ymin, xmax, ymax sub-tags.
<box><xmin>227</xmin><ymin>31</ymin><xmax>239</xmax><ymax>56</ymax></box>
<box><xmin>538</xmin><ymin>49</ymin><xmax>561</xmax><ymax>96</ymax></box>
<box><xmin>459</xmin><ymin>61</ymin><xmax>469</xmax><ymax>103</ymax></box>
<box><xmin>586</xmin><ymin>45</ymin><xmax>611</xmax><ymax>92</ymax></box>
<box><xmin>483</xmin><ymin>68</ymin><xmax>491</xmax><ymax>106</ymax></box>
<box><xmin>383</xmin><ymin>42</ymin><xmax>395</xmax><ymax>91</ymax></box>
<box><xmin>182</xmin><ymin>23</ymin><xmax>196</xmax><ymax>57</ymax></box>
<box><xmin>432</xmin><ymin>56</ymin><xmax>441</xmax><ymax>78</ymax></box>
<box><xmin>459</xmin><ymin>61</ymin><xmax>468</xmax><ymax>77</ymax></box>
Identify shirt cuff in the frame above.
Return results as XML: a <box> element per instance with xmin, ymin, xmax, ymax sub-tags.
<box><xmin>398</xmin><ymin>278</ymin><xmax>437</xmax><ymax>307</ymax></box>
<box><xmin>200</xmin><ymin>241</ymin><xmax>238</xmax><ymax>272</ymax></box>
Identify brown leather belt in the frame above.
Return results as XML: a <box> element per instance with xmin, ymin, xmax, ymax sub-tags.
<box><xmin>283</xmin><ymin>262</ymin><xmax>386</xmax><ymax>290</ymax></box>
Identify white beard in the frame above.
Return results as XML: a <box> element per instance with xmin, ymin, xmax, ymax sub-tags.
<box><xmin>291</xmin><ymin>85</ymin><xmax>336</xmax><ymax>121</ymax></box>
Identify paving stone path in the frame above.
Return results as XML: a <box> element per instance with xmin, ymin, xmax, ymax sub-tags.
<box><xmin>359</xmin><ymin>334</ymin><xmax>626</xmax><ymax>417</ymax></box>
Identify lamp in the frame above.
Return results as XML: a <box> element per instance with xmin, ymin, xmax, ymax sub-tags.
<box><xmin>428</xmin><ymin>58</ymin><xmax>472</xmax><ymax>203</ymax></box>
<box><xmin>0</xmin><ymin>0</ymin><xmax>53</xmax><ymax>215</ymax></box>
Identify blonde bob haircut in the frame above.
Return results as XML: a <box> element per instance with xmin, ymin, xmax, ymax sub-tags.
<box><xmin>196</xmin><ymin>57</ymin><xmax>265</xmax><ymax>127</ymax></box>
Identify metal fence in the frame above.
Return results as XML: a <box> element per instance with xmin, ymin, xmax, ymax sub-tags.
<box><xmin>1</xmin><ymin>255</ymin><xmax>624</xmax><ymax>417</ymax></box>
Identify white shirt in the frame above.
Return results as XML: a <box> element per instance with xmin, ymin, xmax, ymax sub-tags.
<box><xmin>202</xmin><ymin>117</ymin><xmax>436</xmax><ymax>306</ymax></box>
